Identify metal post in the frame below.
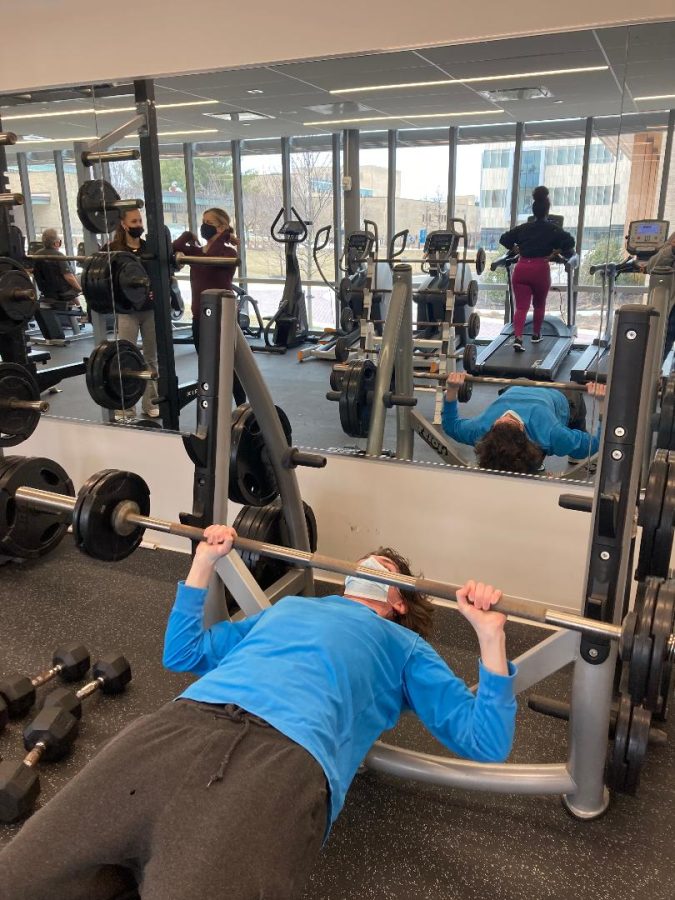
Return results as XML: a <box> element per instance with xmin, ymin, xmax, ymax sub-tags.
<box><xmin>343</xmin><ymin>129</ymin><xmax>360</xmax><ymax>239</ymax></box>
<box><xmin>52</xmin><ymin>150</ymin><xmax>74</xmax><ymax>256</ymax></box>
<box><xmin>183</xmin><ymin>142</ymin><xmax>197</xmax><ymax>234</ymax></box>
<box><xmin>394</xmin><ymin>264</ymin><xmax>414</xmax><ymax>460</ymax></box>
<box><xmin>447</xmin><ymin>126</ymin><xmax>457</xmax><ymax>223</ymax></box>
<box><xmin>332</xmin><ymin>132</ymin><xmax>342</xmax><ymax>326</ymax></box>
<box><xmin>387</xmin><ymin>130</ymin><xmax>397</xmax><ymax>248</ymax></box>
<box><xmin>575</xmin><ymin>118</ymin><xmax>594</xmax><ymax>266</ymax></box>
<box><xmin>281</xmin><ymin>136</ymin><xmax>292</xmax><ymax>217</ymax></box>
<box><xmin>231</xmin><ymin>140</ymin><xmax>247</xmax><ymax>280</ymax></box>
<box><xmin>16</xmin><ymin>153</ymin><xmax>35</xmax><ymax>242</ymax></box>
<box><xmin>657</xmin><ymin>109</ymin><xmax>675</xmax><ymax>221</ymax></box>
<box><xmin>508</xmin><ymin>123</ymin><xmax>524</xmax><ymax>228</ymax></box>
<box><xmin>134</xmin><ymin>78</ymin><xmax>180</xmax><ymax>431</ymax></box>
<box><xmin>366</xmin><ymin>265</ymin><xmax>411</xmax><ymax>456</ymax></box>
<box><xmin>0</xmin><ymin>116</ymin><xmax>14</xmax><ymax>256</ymax></box>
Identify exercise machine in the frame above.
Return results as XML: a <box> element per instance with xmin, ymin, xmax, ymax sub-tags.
<box><xmin>472</xmin><ymin>232</ymin><xmax>579</xmax><ymax>380</ymax></box>
<box><xmin>570</xmin><ymin>219</ymin><xmax>671</xmax><ymax>384</ymax></box>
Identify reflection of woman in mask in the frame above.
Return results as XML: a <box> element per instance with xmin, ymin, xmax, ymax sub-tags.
<box><xmin>172</xmin><ymin>208</ymin><xmax>239</xmax><ymax>354</ymax></box>
<box><xmin>108</xmin><ymin>209</ymin><xmax>160</xmax><ymax>421</ymax></box>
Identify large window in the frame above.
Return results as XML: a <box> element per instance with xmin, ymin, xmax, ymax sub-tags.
<box><xmin>394</xmin><ymin>144</ymin><xmax>449</xmax><ymax>250</ymax></box>
<box><xmin>240</xmin><ymin>146</ymin><xmax>283</xmax><ymax>280</ymax></box>
<box><xmin>359</xmin><ymin>140</ymin><xmax>388</xmax><ymax>248</ymax></box>
<box><xmin>158</xmin><ymin>148</ymin><xmax>192</xmax><ymax>240</ymax></box>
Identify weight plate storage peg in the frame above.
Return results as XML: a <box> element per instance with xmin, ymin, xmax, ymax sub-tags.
<box><xmin>229</xmin><ymin>404</ymin><xmax>292</xmax><ymax>507</ymax></box>
<box><xmin>0</xmin><ymin>456</ymin><xmax>74</xmax><ymax>558</ymax></box>
<box><xmin>607</xmin><ymin>694</ymin><xmax>651</xmax><ymax>794</ymax></box>
<box><xmin>72</xmin><ymin>470</ymin><xmax>150</xmax><ymax>562</ymax></box>
<box><xmin>0</xmin><ymin>363</ymin><xmax>44</xmax><ymax>447</ymax></box>
<box><xmin>77</xmin><ymin>179</ymin><xmax>122</xmax><ymax>235</ymax></box>
<box><xmin>86</xmin><ymin>341</ymin><xmax>148</xmax><ymax>411</ymax></box>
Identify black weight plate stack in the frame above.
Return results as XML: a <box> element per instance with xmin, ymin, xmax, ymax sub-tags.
<box><xmin>114</xmin><ymin>252</ymin><xmax>150</xmax><ymax>312</ymax></box>
<box><xmin>467</xmin><ymin>312</ymin><xmax>480</xmax><ymax>340</ymax></box>
<box><xmin>77</xmin><ymin>179</ymin><xmax>121</xmax><ymax>235</ymax></box>
<box><xmin>607</xmin><ymin>694</ymin><xmax>651</xmax><ymax>795</ymax></box>
<box><xmin>339</xmin><ymin>359</ymin><xmax>376</xmax><ymax>439</ymax></box>
<box><xmin>73</xmin><ymin>469</ymin><xmax>150</xmax><ymax>562</ymax></box>
<box><xmin>462</xmin><ymin>342</ymin><xmax>477</xmax><ymax>374</ymax></box>
<box><xmin>465</xmin><ymin>280</ymin><xmax>478</xmax><ymax>307</ymax></box>
<box><xmin>278</xmin><ymin>501</ymin><xmax>318</xmax><ymax>553</ymax></box>
<box><xmin>645</xmin><ymin>581</ymin><xmax>675</xmax><ymax>713</ymax></box>
<box><xmin>628</xmin><ymin>579</ymin><xmax>658</xmax><ymax>705</ymax></box>
<box><xmin>233</xmin><ymin>503</ymin><xmax>288</xmax><ymax>590</ymax></box>
<box><xmin>0</xmin><ymin>363</ymin><xmax>42</xmax><ymax>447</ymax></box>
<box><xmin>229</xmin><ymin>404</ymin><xmax>292</xmax><ymax>507</ymax></box>
<box><xmin>636</xmin><ymin>450</ymin><xmax>669</xmax><ymax>580</ymax></box>
<box><xmin>340</xmin><ymin>306</ymin><xmax>356</xmax><ymax>333</ymax></box>
<box><xmin>457</xmin><ymin>381</ymin><xmax>473</xmax><ymax>404</ymax></box>
<box><xmin>334</xmin><ymin>337</ymin><xmax>350</xmax><ymax>364</ymax></box>
<box><xmin>474</xmin><ymin>248</ymin><xmax>486</xmax><ymax>276</ymax></box>
<box><xmin>330</xmin><ymin>368</ymin><xmax>346</xmax><ymax>392</ymax></box>
<box><xmin>657</xmin><ymin>376</ymin><xmax>675</xmax><ymax>450</ymax></box>
<box><xmin>0</xmin><ymin>456</ymin><xmax>74</xmax><ymax>559</ymax></box>
<box><xmin>81</xmin><ymin>254</ymin><xmax>114</xmax><ymax>314</ymax></box>
<box><xmin>0</xmin><ymin>259</ymin><xmax>37</xmax><ymax>334</ymax></box>
<box><xmin>650</xmin><ymin>457</ymin><xmax>675</xmax><ymax>578</ymax></box>
<box><xmin>86</xmin><ymin>341</ymin><xmax>147</xmax><ymax>411</ymax></box>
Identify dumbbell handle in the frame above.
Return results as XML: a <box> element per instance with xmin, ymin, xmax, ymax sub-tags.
<box><xmin>30</xmin><ymin>662</ymin><xmax>68</xmax><ymax>689</ymax></box>
<box><xmin>23</xmin><ymin>741</ymin><xmax>46</xmax><ymax>768</ymax></box>
<box><xmin>74</xmin><ymin>677</ymin><xmax>106</xmax><ymax>701</ymax></box>
<box><xmin>0</xmin><ymin>399</ymin><xmax>49</xmax><ymax>413</ymax></box>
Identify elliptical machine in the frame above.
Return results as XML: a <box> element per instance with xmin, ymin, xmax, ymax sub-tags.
<box><xmin>254</xmin><ymin>208</ymin><xmax>310</xmax><ymax>354</ymax></box>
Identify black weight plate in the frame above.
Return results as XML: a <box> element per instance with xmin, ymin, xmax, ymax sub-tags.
<box><xmin>0</xmin><ymin>362</ymin><xmax>42</xmax><ymax>447</ymax></box>
<box><xmin>657</xmin><ymin>377</ymin><xmax>675</xmax><ymax>450</ymax></box>
<box><xmin>330</xmin><ymin>368</ymin><xmax>345</xmax><ymax>392</ymax></box>
<box><xmin>81</xmin><ymin>254</ymin><xmax>114</xmax><ymax>314</ymax></box>
<box><xmin>73</xmin><ymin>470</ymin><xmax>150</xmax><ymax>562</ymax></box>
<box><xmin>655</xmin><ymin>659</ymin><xmax>673</xmax><ymax>722</ymax></box>
<box><xmin>334</xmin><ymin>337</ymin><xmax>350</xmax><ymax>364</ymax></box>
<box><xmin>628</xmin><ymin>579</ymin><xmax>658</xmax><ymax>705</ymax></box>
<box><xmin>462</xmin><ymin>342</ymin><xmax>477</xmax><ymax>374</ymax></box>
<box><xmin>465</xmin><ymin>280</ymin><xmax>478</xmax><ymax>307</ymax></box>
<box><xmin>338</xmin><ymin>362</ymin><xmax>358</xmax><ymax>437</ymax></box>
<box><xmin>636</xmin><ymin>451</ymin><xmax>669</xmax><ymax>579</ymax></box>
<box><xmin>624</xmin><ymin>703</ymin><xmax>651</xmax><ymax>794</ymax></box>
<box><xmin>650</xmin><ymin>461</ymin><xmax>675</xmax><ymax>578</ymax></box>
<box><xmin>115</xmin><ymin>253</ymin><xmax>150</xmax><ymax>312</ymax></box>
<box><xmin>457</xmin><ymin>381</ymin><xmax>473</xmax><ymax>404</ymax></box>
<box><xmin>86</xmin><ymin>341</ymin><xmax>146</xmax><ymax>411</ymax></box>
<box><xmin>619</xmin><ymin>609</ymin><xmax>638</xmax><ymax>662</ymax></box>
<box><xmin>341</xmin><ymin>359</ymin><xmax>376</xmax><ymax>439</ymax></box>
<box><xmin>474</xmin><ymin>248</ymin><xmax>486</xmax><ymax>276</ymax></box>
<box><xmin>0</xmin><ymin>262</ymin><xmax>37</xmax><ymax>330</ymax></box>
<box><xmin>646</xmin><ymin>582</ymin><xmax>675</xmax><ymax>712</ymax></box>
<box><xmin>233</xmin><ymin>503</ymin><xmax>287</xmax><ymax>590</ymax></box>
<box><xmin>340</xmin><ymin>306</ymin><xmax>356</xmax><ymax>333</ymax></box>
<box><xmin>229</xmin><ymin>404</ymin><xmax>293</xmax><ymax>507</ymax></box>
<box><xmin>77</xmin><ymin>179</ymin><xmax>121</xmax><ymax>235</ymax></box>
<box><xmin>0</xmin><ymin>456</ymin><xmax>74</xmax><ymax>559</ymax></box>
<box><xmin>467</xmin><ymin>312</ymin><xmax>480</xmax><ymax>340</ymax></box>
<box><xmin>278</xmin><ymin>501</ymin><xmax>318</xmax><ymax>553</ymax></box>
<box><xmin>607</xmin><ymin>693</ymin><xmax>632</xmax><ymax>792</ymax></box>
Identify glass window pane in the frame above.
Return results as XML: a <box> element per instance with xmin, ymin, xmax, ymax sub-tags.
<box><xmin>240</xmin><ymin>146</ymin><xmax>283</xmax><ymax>279</ymax></box>
<box><xmin>160</xmin><ymin>148</ymin><xmax>192</xmax><ymax>240</ymax></box>
<box><xmin>394</xmin><ymin>144</ymin><xmax>449</xmax><ymax>249</ymax></box>
<box><xmin>359</xmin><ymin>141</ymin><xmax>388</xmax><ymax>250</ymax></box>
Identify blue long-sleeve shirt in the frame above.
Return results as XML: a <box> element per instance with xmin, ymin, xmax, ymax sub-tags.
<box><xmin>163</xmin><ymin>584</ymin><xmax>517</xmax><ymax>834</ymax></box>
<box><xmin>442</xmin><ymin>386</ymin><xmax>600</xmax><ymax>458</ymax></box>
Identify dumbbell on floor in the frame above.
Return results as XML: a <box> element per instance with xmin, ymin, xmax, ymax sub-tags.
<box><xmin>0</xmin><ymin>706</ymin><xmax>78</xmax><ymax>823</ymax></box>
<box><xmin>42</xmin><ymin>654</ymin><xmax>132</xmax><ymax>719</ymax></box>
<box><xmin>0</xmin><ymin>644</ymin><xmax>90</xmax><ymax>719</ymax></box>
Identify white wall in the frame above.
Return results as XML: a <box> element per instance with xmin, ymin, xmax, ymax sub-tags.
<box><xmin>17</xmin><ymin>416</ymin><xmax>593</xmax><ymax>613</ymax></box>
<box><xmin>2</xmin><ymin>3</ymin><xmax>670</xmax><ymax>93</ymax></box>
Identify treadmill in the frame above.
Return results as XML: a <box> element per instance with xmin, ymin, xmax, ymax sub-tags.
<box><xmin>470</xmin><ymin>214</ymin><xmax>578</xmax><ymax>380</ymax></box>
<box><xmin>570</xmin><ymin>219</ymin><xmax>670</xmax><ymax>384</ymax></box>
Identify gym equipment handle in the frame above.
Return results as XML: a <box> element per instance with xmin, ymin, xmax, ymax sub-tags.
<box><xmin>559</xmin><ymin>494</ymin><xmax>593</xmax><ymax>513</ymax></box>
<box><xmin>0</xmin><ymin>193</ymin><xmax>24</xmax><ymax>207</ymax></box>
<box><xmin>15</xmin><ymin>484</ymin><xmax>630</xmax><ymax>643</ymax></box>
<box><xmin>173</xmin><ymin>253</ymin><xmax>239</xmax><ymax>268</ymax></box>
<box><xmin>0</xmin><ymin>132</ymin><xmax>17</xmax><ymax>146</ymax></box>
<box><xmin>282</xmin><ymin>448</ymin><xmax>328</xmax><ymax>469</ymax></box>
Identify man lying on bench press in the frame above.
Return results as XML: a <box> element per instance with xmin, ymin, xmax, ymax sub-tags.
<box><xmin>1</xmin><ymin>528</ymin><xmax>517</xmax><ymax>900</ymax></box>
<box><xmin>443</xmin><ymin>372</ymin><xmax>606</xmax><ymax>473</ymax></box>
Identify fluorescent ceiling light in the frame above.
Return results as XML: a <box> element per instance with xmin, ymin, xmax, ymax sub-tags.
<box><xmin>158</xmin><ymin>128</ymin><xmax>219</xmax><ymax>136</ymax></box>
<box><xmin>16</xmin><ymin>127</ymin><xmax>219</xmax><ymax>145</ymax></box>
<box><xmin>329</xmin><ymin>66</ymin><xmax>608</xmax><ymax>94</ymax></box>
<box><xmin>3</xmin><ymin>100</ymin><xmax>218</xmax><ymax>121</ymax></box>
<box><xmin>303</xmin><ymin>110</ymin><xmax>503</xmax><ymax>125</ymax></box>
<box><xmin>634</xmin><ymin>93</ymin><xmax>675</xmax><ymax>101</ymax></box>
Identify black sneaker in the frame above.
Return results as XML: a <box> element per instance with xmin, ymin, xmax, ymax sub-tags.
<box><xmin>531</xmin><ymin>333</ymin><xmax>542</xmax><ymax>343</ymax></box>
<box><xmin>513</xmin><ymin>337</ymin><xmax>525</xmax><ymax>352</ymax></box>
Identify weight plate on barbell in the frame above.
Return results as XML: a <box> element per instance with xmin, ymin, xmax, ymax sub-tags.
<box><xmin>233</xmin><ymin>502</ymin><xmax>288</xmax><ymax>590</ymax></box>
<box><xmin>73</xmin><ymin>469</ymin><xmax>150</xmax><ymax>562</ymax></box>
<box><xmin>465</xmin><ymin>280</ymin><xmax>479</xmax><ymax>308</ymax></box>
<box><xmin>114</xmin><ymin>252</ymin><xmax>151</xmax><ymax>312</ymax></box>
<box><xmin>0</xmin><ymin>362</ymin><xmax>42</xmax><ymax>447</ymax></box>
<box><xmin>607</xmin><ymin>694</ymin><xmax>651</xmax><ymax>795</ymax></box>
<box><xmin>228</xmin><ymin>404</ymin><xmax>292</xmax><ymax>507</ymax></box>
<box><xmin>462</xmin><ymin>342</ymin><xmax>477</xmax><ymax>374</ymax></box>
<box><xmin>474</xmin><ymin>248</ymin><xmax>486</xmax><ymax>276</ymax></box>
<box><xmin>636</xmin><ymin>451</ymin><xmax>669</xmax><ymax>580</ymax></box>
<box><xmin>0</xmin><ymin>260</ymin><xmax>37</xmax><ymax>333</ymax></box>
<box><xmin>0</xmin><ymin>456</ymin><xmax>74</xmax><ymax>559</ymax></box>
<box><xmin>77</xmin><ymin>179</ymin><xmax>121</xmax><ymax>235</ymax></box>
<box><xmin>457</xmin><ymin>381</ymin><xmax>473</xmax><ymax>404</ymax></box>
<box><xmin>86</xmin><ymin>340</ymin><xmax>148</xmax><ymax>411</ymax></box>
<box><xmin>467</xmin><ymin>312</ymin><xmax>481</xmax><ymax>340</ymax></box>
<box><xmin>81</xmin><ymin>254</ymin><xmax>114</xmax><ymax>315</ymax></box>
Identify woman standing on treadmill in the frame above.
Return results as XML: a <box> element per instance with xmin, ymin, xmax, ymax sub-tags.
<box><xmin>499</xmin><ymin>186</ymin><xmax>575</xmax><ymax>352</ymax></box>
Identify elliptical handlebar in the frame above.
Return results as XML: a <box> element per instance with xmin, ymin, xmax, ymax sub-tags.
<box><xmin>270</xmin><ymin>207</ymin><xmax>309</xmax><ymax>244</ymax></box>
<box><xmin>388</xmin><ymin>229</ymin><xmax>409</xmax><ymax>263</ymax></box>
<box><xmin>312</xmin><ymin>225</ymin><xmax>335</xmax><ymax>292</ymax></box>
<box><xmin>363</xmin><ymin>219</ymin><xmax>379</xmax><ymax>248</ymax></box>
<box><xmin>490</xmin><ymin>251</ymin><xmax>518</xmax><ymax>271</ymax></box>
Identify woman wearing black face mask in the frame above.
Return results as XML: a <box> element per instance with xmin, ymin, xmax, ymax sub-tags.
<box><xmin>172</xmin><ymin>207</ymin><xmax>239</xmax><ymax>353</ymax></box>
<box><xmin>107</xmin><ymin>209</ymin><xmax>159</xmax><ymax>420</ymax></box>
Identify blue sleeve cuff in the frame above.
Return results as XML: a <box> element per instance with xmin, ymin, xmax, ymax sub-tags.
<box><xmin>174</xmin><ymin>581</ymin><xmax>209</xmax><ymax>616</ymax></box>
<box><xmin>477</xmin><ymin>659</ymin><xmax>517</xmax><ymax>701</ymax></box>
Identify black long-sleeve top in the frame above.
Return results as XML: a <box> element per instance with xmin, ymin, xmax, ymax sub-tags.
<box><xmin>499</xmin><ymin>220</ymin><xmax>575</xmax><ymax>259</ymax></box>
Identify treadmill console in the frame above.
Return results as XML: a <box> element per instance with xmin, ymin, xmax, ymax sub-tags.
<box><xmin>527</xmin><ymin>214</ymin><xmax>565</xmax><ymax>228</ymax></box>
<box><xmin>626</xmin><ymin>220</ymin><xmax>670</xmax><ymax>258</ymax></box>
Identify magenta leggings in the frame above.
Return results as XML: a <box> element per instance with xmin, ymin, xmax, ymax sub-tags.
<box><xmin>512</xmin><ymin>257</ymin><xmax>551</xmax><ymax>337</ymax></box>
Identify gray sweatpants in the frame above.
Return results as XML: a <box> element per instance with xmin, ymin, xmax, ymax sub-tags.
<box><xmin>0</xmin><ymin>701</ymin><xmax>328</xmax><ymax>900</ymax></box>
<box><xmin>116</xmin><ymin>311</ymin><xmax>159</xmax><ymax>415</ymax></box>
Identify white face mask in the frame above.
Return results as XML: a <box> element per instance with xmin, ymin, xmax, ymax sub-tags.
<box><xmin>344</xmin><ymin>556</ymin><xmax>392</xmax><ymax>604</ymax></box>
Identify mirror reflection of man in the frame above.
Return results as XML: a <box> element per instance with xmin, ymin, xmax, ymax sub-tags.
<box><xmin>32</xmin><ymin>228</ymin><xmax>82</xmax><ymax>307</ymax></box>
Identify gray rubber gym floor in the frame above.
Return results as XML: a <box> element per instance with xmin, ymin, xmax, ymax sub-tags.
<box><xmin>28</xmin><ymin>326</ymin><xmax>596</xmax><ymax>477</ymax></box>
<box><xmin>0</xmin><ymin>543</ymin><xmax>672</xmax><ymax>899</ymax></box>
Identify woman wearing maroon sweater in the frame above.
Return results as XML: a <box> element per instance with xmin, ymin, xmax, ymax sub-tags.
<box><xmin>172</xmin><ymin>207</ymin><xmax>239</xmax><ymax>352</ymax></box>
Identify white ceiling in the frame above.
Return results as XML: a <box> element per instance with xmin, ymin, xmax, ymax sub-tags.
<box><xmin>2</xmin><ymin>21</ymin><xmax>674</xmax><ymax>152</ymax></box>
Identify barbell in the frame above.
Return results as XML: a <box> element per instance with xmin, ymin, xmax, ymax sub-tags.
<box><xmin>85</xmin><ymin>341</ymin><xmax>158</xmax><ymax>411</ymax></box>
<box><xmin>0</xmin><ymin>363</ymin><xmax>49</xmax><ymax>447</ymax></box>
<box><xmin>8</xmin><ymin>466</ymin><xmax>661</xmax><ymax>644</ymax></box>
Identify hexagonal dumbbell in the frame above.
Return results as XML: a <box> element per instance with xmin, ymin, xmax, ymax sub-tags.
<box><xmin>0</xmin><ymin>706</ymin><xmax>78</xmax><ymax>823</ymax></box>
<box><xmin>42</xmin><ymin>654</ymin><xmax>132</xmax><ymax>719</ymax></box>
<box><xmin>0</xmin><ymin>644</ymin><xmax>90</xmax><ymax>718</ymax></box>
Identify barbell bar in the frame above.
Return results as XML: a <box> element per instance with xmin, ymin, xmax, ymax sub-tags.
<box><xmin>453</xmin><ymin>374</ymin><xmax>593</xmax><ymax>392</ymax></box>
<box><xmin>13</xmin><ymin>478</ymin><xmax>642</xmax><ymax>644</ymax></box>
<box><xmin>0</xmin><ymin>399</ymin><xmax>49</xmax><ymax>413</ymax></box>
<box><xmin>26</xmin><ymin>251</ymin><xmax>238</xmax><ymax>269</ymax></box>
